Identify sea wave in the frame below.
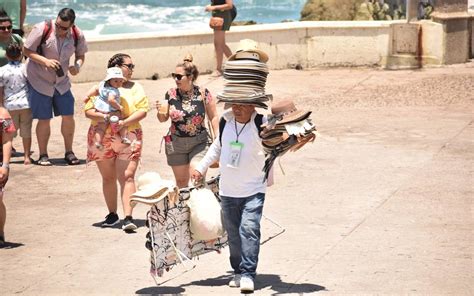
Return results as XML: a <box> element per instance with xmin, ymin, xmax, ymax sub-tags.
<box><xmin>27</xmin><ymin>0</ymin><xmax>306</xmax><ymax>37</ymax></box>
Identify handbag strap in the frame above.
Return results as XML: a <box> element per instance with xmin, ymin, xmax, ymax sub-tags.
<box><xmin>199</xmin><ymin>86</ymin><xmax>215</xmax><ymax>140</ymax></box>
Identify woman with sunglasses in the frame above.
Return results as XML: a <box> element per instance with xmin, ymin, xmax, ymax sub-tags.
<box><xmin>156</xmin><ymin>54</ymin><xmax>219</xmax><ymax>188</ymax></box>
<box><xmin>0</xmin><ymin>9</ymin><xmax>22</xmax><ymax>67</ymax></box>
<box><xmin>85</xmin><ymin>53</ymin><xmax>149</xmax><ymax>232</ymax></box>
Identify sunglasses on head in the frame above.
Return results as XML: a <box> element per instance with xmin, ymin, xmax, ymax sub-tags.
<box><xmin>0</xmin><ymin>25</ymin><xmax>13</xmax><ymax>31</ymax></box>
<box><xmin>122</xmin><ymin>63</ymin><xmax>135</xmax><ymax>70</ymax></box>
<box><xmin>55</xmin><ymin>22</ymin><xmax>70</xmax><ymax>31</ymax></box>
<box><xmin>171</xmin><ymin>73</ymin><xmax>189</xmax><ymax>81</ymax></box>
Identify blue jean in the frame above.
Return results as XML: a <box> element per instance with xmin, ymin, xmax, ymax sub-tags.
<box><xmin>220</xmin><ymin>192</ymin><xmax>265</xmax><ymax>279</ymax></box>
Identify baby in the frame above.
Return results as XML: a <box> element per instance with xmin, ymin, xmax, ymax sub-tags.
<box><xmin>85</xmin><ymin>67</ymin><xmax>131</xmax><ymax>149</ymax></box>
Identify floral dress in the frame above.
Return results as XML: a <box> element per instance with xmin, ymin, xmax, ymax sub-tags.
<box><xmin>166</xmin><ymin>86</ymin><xmax>213</xmax><ymax>137</ymax></box>
<box><xmin>0</xmin><ymin>117</ymin><xmax>16</xmax><ymax>189</ymax></box>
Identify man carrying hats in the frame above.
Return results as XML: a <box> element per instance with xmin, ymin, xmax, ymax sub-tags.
<box><xmin>191</xmin><ymin>38</ymin><xmax>270</xmax><ymax>293</ymax></box>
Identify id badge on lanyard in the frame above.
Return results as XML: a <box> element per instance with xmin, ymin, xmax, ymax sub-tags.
<box><xmin>227</xmin><ymin>141</ymin><xmax>244</xmax><ymax>168</ymax></box>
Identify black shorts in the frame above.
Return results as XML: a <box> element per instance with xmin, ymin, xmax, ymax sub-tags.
<box><xmin>213</xmin><ymin>5</ymin><xmax>237</xmax><ymax>31</ymax></box>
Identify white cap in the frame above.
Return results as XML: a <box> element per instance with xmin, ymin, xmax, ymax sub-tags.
<box><xmin>104</xmin><ymin>67</ymin><xmax>124</xmax><ymax>81</ymax></box>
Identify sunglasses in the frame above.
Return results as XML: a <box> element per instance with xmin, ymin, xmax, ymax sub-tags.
<box><xmin>0</xmin><ymin>25</ymin><xmax>13</xmax><ymax>31</ymax></box>
<box><xmin>122</xmin><ymin>63</ymin><xmax>135</xmax><ymax>70</ymax></box>
<box><xmin>171</xmin><ymin>73</ymin><xmax>189</xmax><ymax>81</ymax></box>
<box><xmin>55</xmin><ymin>22</ymin><xmax>70</xmax><ymax>31</ymax></box>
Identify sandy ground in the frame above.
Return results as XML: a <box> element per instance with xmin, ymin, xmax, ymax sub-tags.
<box><xmin>0</xmin><ymin>62</ymin><xmax>473</xmax><ymax>295</ymax></box>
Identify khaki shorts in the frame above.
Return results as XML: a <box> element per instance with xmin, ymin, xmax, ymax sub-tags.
<box><xmin>10</xmin><ymin>109</ymin><xmax>32</xmax><ymax>138</ymax></box>
<box><xmin>86</xmin><ymin>125</ymin><xmax>143</xmax><ymax>163</ymax></box>
<box><xmin>165</xmin><ymin>132</ymin><xmax>208</xmax><ymax>166</ymax></box>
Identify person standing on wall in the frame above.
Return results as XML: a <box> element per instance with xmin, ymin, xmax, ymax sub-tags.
<box><xmin>23</xmin><ymin>8</ymin><xmax>87</xmax><ymax>166</ymax></box>
<box><xmin>0</xmin><ymin>0</ymin><xmax>26</xmax><ymax>37</ymax></box>
<box><xmin>205</xmin><ymin>0</ymin><xmax>237</xmax><ymax>77</ymax></box>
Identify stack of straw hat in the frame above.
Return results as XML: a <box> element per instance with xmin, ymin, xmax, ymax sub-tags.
<box><xmin>217</xmin><ymin>39</ymin><xmax>272</xmax><ymax>109</ymax></box>
<box><xmin>260</xmin><ymin>100</ymin><xmax>317</xmax><ymax>180</ymax></box>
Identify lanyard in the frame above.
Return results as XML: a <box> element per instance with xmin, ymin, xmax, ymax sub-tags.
<box><xmin>234</xmin><ymin>120</ymin><xmax>248</xmax><ymax>143</ymax></box>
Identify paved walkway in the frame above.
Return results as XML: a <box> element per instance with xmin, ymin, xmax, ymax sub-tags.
<box><xmin>1</xmin><ymin>63</ymin><xmax>473</xmax><ymax>295</ymax></box>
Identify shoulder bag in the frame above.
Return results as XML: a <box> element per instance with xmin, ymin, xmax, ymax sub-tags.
<box><xmin>209</xmin><ymin>16</ymin><xmax>224</xmax><ymax>30</ymax></box>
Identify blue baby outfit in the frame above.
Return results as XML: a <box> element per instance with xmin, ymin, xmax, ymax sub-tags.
<box><xmin>94</xmin><ymin>80</ymin><xmax>121</xmax><ymax>113</ymax></box>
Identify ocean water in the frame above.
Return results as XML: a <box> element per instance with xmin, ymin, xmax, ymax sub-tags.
<box><xmin>27</xmin><ymin>0</ymin><xmax>307</xmax><ymax>37</ymax></box>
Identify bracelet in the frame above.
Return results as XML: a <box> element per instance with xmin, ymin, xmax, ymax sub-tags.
<box><xmin>74</xmin><ymin>62</ymin><xmax>81</xmax><ymax>71</ymax></box>
<box><xmin>103</xmin><ymin>114</ymin><xmax>110</xmax><ymax>123</ymax></box>
<box><xmin>1</xmin><ymin>163</ymin><xmax>9</xmax><ymax>169</ymax></box>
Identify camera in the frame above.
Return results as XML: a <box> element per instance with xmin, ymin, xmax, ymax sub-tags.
<box><xmin>55</xmin><ymin>66</ymin><xmax>64</xmax><ymax>77</ymax></box>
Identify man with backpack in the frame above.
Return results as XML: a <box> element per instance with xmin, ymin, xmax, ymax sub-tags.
<box><xmin>192</xmin><ymin>104</ymin><xmax>267</xmax><ymax>293</ymax></box>
<box><xmin>191</xmin><ymin>40</ymin><xmax>272</xmax><ymax>293</ymax></box>
<box><xmin>23</xmin><ymin>7</ymin><xmax>88</xmax><ymax>166</ymax></box>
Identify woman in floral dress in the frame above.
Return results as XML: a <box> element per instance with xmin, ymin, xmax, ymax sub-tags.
<box><xmin>85</xmin><ymin>53</ymin><xmax>149</xmax><ymax>232</ymax></box>
<box><xmin>156</xmin><ymin>55</ymin><xmax>219</xmax><ymax>188</ymax></box>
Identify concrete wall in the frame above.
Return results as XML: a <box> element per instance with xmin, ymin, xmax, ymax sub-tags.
<box><xmin>435</xmin><ymin>0</ymin><xmax>468</xmax><ymax>13</ymax></box>
<box><xmin>420</xmin><ymin>21</ymin><xmax>445</xmax><ymax>65</ymax></box>
<box><xmin>71</xmin><ymin>20</ymin><xmax>468</xmax><ymax>83</ymax></box>
<box><xmin>471</xmin><ymin>15</ymin><xmax>474</xmax><ymax>57</ymax></box>
<box><xmin>73</xmin><ymin>21</ymin><xmax>396</xmax><ymax>83</ymax></box>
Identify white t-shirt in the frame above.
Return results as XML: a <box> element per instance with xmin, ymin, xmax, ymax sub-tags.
<box><xmin>0</xmin><ymin>61</ymin><xmax>29</xmax><ymax>111</ymax></box>
<box><xmin>196</xmin><ymin>110</ymin><xmax>267</xmax><ymax>198</ymax></box>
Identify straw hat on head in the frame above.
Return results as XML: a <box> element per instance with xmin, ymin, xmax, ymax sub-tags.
<box><xmin>104</xmin><ymin>66</ymin><xmax>124</xmax><ymax>82</ymax></box>
<box><xmin>228</xmin><ymin>39</ymin><xmax>269</xmax><ymax>63</ymax></box>
<box><xmin>130</xmin><ymin>172</ymin><xmax>174</xmax><ymax>205</ymax></box>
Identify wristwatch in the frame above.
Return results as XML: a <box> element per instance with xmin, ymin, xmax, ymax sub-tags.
<box><xmin>1</xmin><ymin>163</ymin><xmax>9</xmax><ymax>170</ymax></box>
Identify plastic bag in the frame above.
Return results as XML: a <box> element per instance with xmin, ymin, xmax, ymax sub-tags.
<box><xmin>187</xmin><ymin>188</ymin><xmax>225</xmax><ymax>241</ymax></box>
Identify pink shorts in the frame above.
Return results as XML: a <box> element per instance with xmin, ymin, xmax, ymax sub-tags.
<box><xmin>86</xmin><ymin>125</ymin><xmax>143</xmax><ymax>162</ymax></box>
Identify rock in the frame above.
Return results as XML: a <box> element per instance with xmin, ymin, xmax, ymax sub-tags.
<box><xmin>301</xmin><ymin>0</ymin><xmax>404</xmax><ymax>21</ymax></box>
<box><xmin>300</xmin><ymin>0</ymin><xmax>365</xmax><ymax>21</ymax></box>
<box><xmin>232</xmin><ymin>20</ymin><xmax>257</xmax><ymax>26</ymax></box>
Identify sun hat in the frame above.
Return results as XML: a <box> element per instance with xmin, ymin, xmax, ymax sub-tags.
<box><xmin>263</xmin><ymin>100</ymin><xmax>312</xmax><ymax>127</ymax></box>
<box><xmin>130</xmin><ymin>172</ymin><xmax>175</xmax><ymax>205</ymax></box>
<box><xmin>104</xmin><ymin>67</ymin><xmax>124</xmax><ymax>82</ymax></box>
<box><xmin>228</xmin><ymin>39</ymin><xmax>269</xmax><ymax>63</ymax></box>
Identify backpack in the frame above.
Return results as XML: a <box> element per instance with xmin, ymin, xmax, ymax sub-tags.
<box><xmin>11</xmin><ymin>34</ymin><xmax>22</xmax><ymax>45</ymax></box>
<box><xmin>36</xmin><ymin>19</ymin><xmax>80</xmax><ymax>55</ymax></box>
<box><xmin>218</xmin><ymin>113</ymin><xmax>264</xmax><ymax>145</ymax></box>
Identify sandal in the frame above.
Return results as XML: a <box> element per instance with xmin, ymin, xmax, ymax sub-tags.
<box><xmin>64</xmin><ymin>151</ymin><xmax>80</xmax><ymax>165</ymax></box>
<box><xmin>210</xmin><ymin>70</ymin><xmax>223</xmax><ymax>78</ymax></box>
<box><xmin>37</xmin><ymin>154</ymin><xmax>52</xmax><ymax>166</ymax></box>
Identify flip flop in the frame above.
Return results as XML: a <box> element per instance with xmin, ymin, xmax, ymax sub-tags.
<box><xmin>64</xmin><ymin>151</ymin><xmax>80</xmax><ymax>165</ymax></box>
<box><xmin>37</xmin><ymin>154</ymin><xmax>52</xmax><ymax>166</ymax></box>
